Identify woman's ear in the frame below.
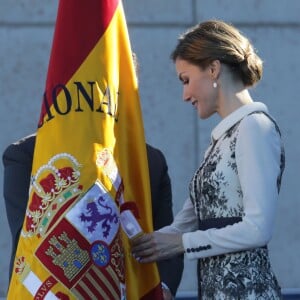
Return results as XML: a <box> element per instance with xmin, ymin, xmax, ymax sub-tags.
<box><xmin>209</xmin><ymin>59</ymin><xmax>221</xmax><ymax>80</ymax></box>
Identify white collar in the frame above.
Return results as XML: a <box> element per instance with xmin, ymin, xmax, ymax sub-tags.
<box><xmin>212</xmin><ymin>102</ymin><xmax>268</xmax><ymax>141</ymax></box>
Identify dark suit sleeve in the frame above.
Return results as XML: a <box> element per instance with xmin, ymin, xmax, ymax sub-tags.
<box><xmin>2</xmin><ymin>134</ymin><xmax>35</xmax><ymax>280</ymax></box>
<box><xmin>146</xmin><ymin>144</ymin><xmax>183</xmax><ymax>296</ymax></box>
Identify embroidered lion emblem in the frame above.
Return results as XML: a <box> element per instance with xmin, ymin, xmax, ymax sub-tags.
<box><xmin>80</xmin><ymin>196</ymin><xmax>119</xmax><ymax>238</ymax></box>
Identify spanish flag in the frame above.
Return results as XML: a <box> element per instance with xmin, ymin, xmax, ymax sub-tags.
<box><xmin>7</xmin><ymin>0</ymin><xmax>163</xmax><ymax>299</ymax></box>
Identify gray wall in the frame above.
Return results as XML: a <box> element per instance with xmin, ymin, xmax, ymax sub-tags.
<box><xmin>1</xmin><ymin>0</ymin><xmax>299</xmax><ymax>296</ymax></box>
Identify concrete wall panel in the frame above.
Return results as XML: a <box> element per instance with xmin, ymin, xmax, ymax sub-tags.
<box><xmin>0</xmin><ymin>0</ymin><xmax>57</xmax><ymax>23</ymax></box>
<box><xmin>124</xmin><ymin>0</ymin><xmax>194</xmax><ymax>24</ymax></box>
<box><xmin>196</xmin><ymin>0</ymin><xmax>300</xmax><ymax>23</ymax></box>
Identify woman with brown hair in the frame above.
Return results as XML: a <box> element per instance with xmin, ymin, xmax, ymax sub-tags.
<box><xmin>132</xmin><ymin>20</ymin><xmax>285</xmax><ymax>299</ymax></box>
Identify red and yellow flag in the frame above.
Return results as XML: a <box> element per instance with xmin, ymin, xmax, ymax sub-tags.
<box><xmin>7</xmin><ymin>0</ymin><xmax>162</xmax><ymax>299</ymax></box>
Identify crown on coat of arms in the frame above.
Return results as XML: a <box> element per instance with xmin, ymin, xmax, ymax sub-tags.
<box><xmin>22</xmin><ymin>153</ymin><xmax>82</xmax><ymax>238</ymax></box>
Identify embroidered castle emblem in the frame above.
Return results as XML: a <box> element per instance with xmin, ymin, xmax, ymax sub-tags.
<box><xmin>45</xmin><ymin>232</ymin><xmax>90</xmax><ymax>281</ymax></box>
<box><xmin>36</xmin><ymin>218</ymin><xmax>92</xmax><ymax>288</ymax></box>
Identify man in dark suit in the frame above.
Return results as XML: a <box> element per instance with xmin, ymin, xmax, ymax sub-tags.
<box><xmin>3</xmin><ymin>133</ymin><xmax>183</xmax><ymax>299</ymax></box>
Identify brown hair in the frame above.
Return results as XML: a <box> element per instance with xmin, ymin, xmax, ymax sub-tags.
<box><xmin>171</xmin><ymin>20</ymin><xmax>263</xmax><ymax>87</ymax></box>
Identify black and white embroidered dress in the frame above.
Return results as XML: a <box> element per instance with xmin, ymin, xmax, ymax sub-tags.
<box><xmin>160</xmin><ymin>102</ymin><xmax>285</xmax><ymax>299</ymax></box>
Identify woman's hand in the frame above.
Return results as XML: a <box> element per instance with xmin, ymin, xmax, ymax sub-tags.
<box><xmin>131</xmin><ymin>232</ymin><xmax>184</xmax><ymax>263</ymax></box>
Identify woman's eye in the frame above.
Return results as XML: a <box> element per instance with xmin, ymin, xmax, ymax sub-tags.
<box><xmin>179</xmin><ymin>75</ymin><xmax>189</xmax><ymax>85</ymax></box>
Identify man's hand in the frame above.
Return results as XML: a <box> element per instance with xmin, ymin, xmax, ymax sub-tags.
<box><xmin>131</xmin><ymin>232</ymin><xmax>184</xmax><ymax>263</ymax></box>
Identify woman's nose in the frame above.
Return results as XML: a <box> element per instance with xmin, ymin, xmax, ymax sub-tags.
<box><xmin>183</xmin><ymin>88</ymin><xmax>191</xmax><ymax>102</ymax></box>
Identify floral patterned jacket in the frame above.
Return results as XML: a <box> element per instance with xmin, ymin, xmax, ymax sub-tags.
<box><xmin>160</xmin><ymin>102</ymin><xmax>285</xmax><ymax>260</ymax></box>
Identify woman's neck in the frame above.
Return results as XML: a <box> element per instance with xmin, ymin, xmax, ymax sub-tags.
<box><xmin>218</xmin><ymin>87</ymin><xmax>253</xmax><ymax>118</ymax></box>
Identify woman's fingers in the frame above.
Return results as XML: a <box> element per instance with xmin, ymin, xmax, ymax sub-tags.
<box><xmin>131</xmin><ymin>233</ymin><xmax>157</xmax><ymax>261</ymax></box>
<box><xmin>131</xmin><ymin>232</ymin><xmax>184</xmax><ymax>263</ymax></box>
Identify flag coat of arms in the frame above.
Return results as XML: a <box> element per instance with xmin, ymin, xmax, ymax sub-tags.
<box><xmin>7</xmin><ymin>0</ymin><xmax>163</xmax><ymax>299</ymax></box>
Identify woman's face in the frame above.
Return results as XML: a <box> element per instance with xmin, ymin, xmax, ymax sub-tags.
<box><xmin>175</xmin><ymin>58</ymin><xmax>218</xmax><ymax>119</ymax></box>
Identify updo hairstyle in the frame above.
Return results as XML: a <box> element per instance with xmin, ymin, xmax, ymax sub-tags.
<box><xmin>171</xmin><ymin>20</ymin><xmax>263</xmax><ymax>87</ymax></box>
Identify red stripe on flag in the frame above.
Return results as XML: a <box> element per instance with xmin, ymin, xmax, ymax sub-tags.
<box><xmin>94</xmin><ymin>266</ymin><xmax>120</xmax><ymax>294</ymax></box>
<box><xmin>74</xmin><ymin>283</ymin><xmax>92</xmax><ymax>300</ymax></box>
<box><xmin>39</xmin><ymin>0</ymin><xmax>119</xmax><ymax>124</ymax></box>
<box><xmin>89</xmin><ymin>266</ymin><xmax>120</xmax><ymax>299</ymax></box>
<box><xmin>81</xmin><ymin>273</ymin><xmax>108</xmax><ymax>299</ymax></box>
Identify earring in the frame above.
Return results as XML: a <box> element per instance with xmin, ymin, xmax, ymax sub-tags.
<box><xmin>213</xmin><ymin>81</ymin><xmax>217</xmax><ymax>88</ymax></box>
